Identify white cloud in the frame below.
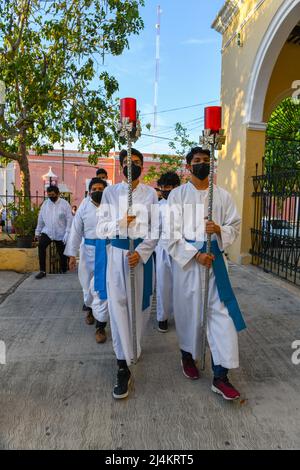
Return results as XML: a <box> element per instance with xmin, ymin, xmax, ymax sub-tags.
<box><xmin>182</xmin><ymin>38</ymin><xmax>219</xmax><ymax>46</ymax></box>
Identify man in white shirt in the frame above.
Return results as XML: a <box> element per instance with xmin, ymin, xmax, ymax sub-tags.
<box><xmin>35</xmin><ymin>185</ymin><xmax>73</xmax><ymax>279</ymax></box>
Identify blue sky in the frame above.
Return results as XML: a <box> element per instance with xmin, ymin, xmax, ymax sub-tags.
<box><xmin>104</xmin><ymin>0</ymin><xmax>225</xmax><ymax>154</ymax></box>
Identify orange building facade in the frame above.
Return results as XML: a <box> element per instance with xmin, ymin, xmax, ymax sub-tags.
<box><xmin>14</xmin><ymin>150</ymin><xmax>162</xmax><ymax>207</ymax></box>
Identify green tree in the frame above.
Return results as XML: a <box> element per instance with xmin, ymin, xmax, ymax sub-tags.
<box><xmin>265</xmin><ymin>97</ymin><xmax>300</xmax><ymax>171</ymax></box>
<box><xmin>0</xmin><ymin>0</ymin><xmax>144</xmax><ymax>196</ymax></box>
<box><xmin>143</xmin><ymin>122</ymin><xmax>198</xmax><ymax>184</ymax></box>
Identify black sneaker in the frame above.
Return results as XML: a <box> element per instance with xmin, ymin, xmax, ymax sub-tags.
<box><xmin>158</xmin><ymin>320</ymin><xmax>168</xmax><ymax>333</ymax></box>
<box><xmin>113</xmin><ymin>368</ymin><xmax>131</xmax><ymax>400</ymax></box>
<box><xmin>35</xmin><ymin>271</ymin><xmax>46</xmax><ymax>279</ymax></box>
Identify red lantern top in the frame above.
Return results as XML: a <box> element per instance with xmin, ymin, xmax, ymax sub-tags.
<box><xmin>120</xmin><ymin>97</ymin><xmax>137</xmax><ymax>123</ymax></box>
<box><xmin>204</xmin><ymin>106</ymin><xmax>222</xmax><ymax>133</ymax></box>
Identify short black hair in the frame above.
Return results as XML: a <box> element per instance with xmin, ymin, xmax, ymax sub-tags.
<box><xmin>119</xmin><ymin>148</ymin><xmax>143</xmax><ymax>166</ymax></box>
<box><xmin>157</xmin><ymin>172</ymin><xmax>180</xmax><ymax>188</ymax></box>
<box><xmin>47</xmin><ymin>185</ymin><xmax>59</xmax><ymax>194</ymax></box>
<box><xmin>88</xmin><ymin>177</ymin><xmax>108</xmax><ymax>192</ymax></box>
<box><xmin>186</xmin><ymin>147</ymin><xmax>210</xmax><ymax>165</ymax></box>
<box><xmin>96</xmin><ymin>168</ymin><xmax>108</xmax><ymax>177</ymax></box>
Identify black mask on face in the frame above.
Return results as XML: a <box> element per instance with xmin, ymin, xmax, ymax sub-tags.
<box><xmin>91</xmin><ymin>191</ymin><xmax>103</xmax><ymax>204</ymax></box>
<box><xmin>49</xmin><ymin>196</ymin><xmax>58</xmax><ymax>202</ymax></box>
<box><xmin>192</xmin><ymin>163</ymin><xmax>210</xmax><ymax>180</ymax></box>
<box><xmin>161</xmin><ymin>190</ymin><xmax>172</xmax><ymax>200</ymax></box>
<box><xmin>123</xmin><ymin>163</ymin><xmax>142</xmax><ymax>181</ymax></box>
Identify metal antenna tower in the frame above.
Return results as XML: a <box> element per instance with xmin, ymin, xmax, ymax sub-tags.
<box><xmin>153</xmin><ymin>5</ymin><xmax>161</xmax><ymax>135</ymax></box>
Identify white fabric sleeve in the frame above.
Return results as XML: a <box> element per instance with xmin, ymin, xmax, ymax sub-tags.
<box><xmin>218</xmin><ymin>191</ymin><xmax>241</xmax><ymax>250</ymax></box>
<box><xmin>35</xmin><ymin>202</ymin><xmax>45</xmax><ymax>236</ymax></box>
<box><xmin>166</xmin><ymin>190</ymin><xmax>198</xmax><ymax>269</ymax></box>
<box><xmin>64</xmin><ymin>201</ymin><xmax>73</xmax><ymax>236</ymax></box>
<box><xmin>135</xmin><ymin>191</ymin><xmax>159</xmax><ymax>264</ymax></box>
<box><xmin>64</xmin><ymin>207</ymin><xmax>84</xmax><ymax>257</ymax></box>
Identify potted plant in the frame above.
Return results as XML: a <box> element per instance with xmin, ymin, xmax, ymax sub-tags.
<box><xmin>7</xmin><ymin>196</ymin><xmax>39</xmax><ymax>248</ymax></box>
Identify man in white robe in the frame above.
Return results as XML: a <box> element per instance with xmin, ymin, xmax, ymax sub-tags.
<box><xmin>77</xmin><ymin>167</ymin><xmax>108</xmax><ymax>320</ymax></box>
<box><xmin>97</xmin><ymin>148</ymin><xmax>159</xmax><ymax>400</ymax></box>
<box><xmin>166</xmin><ymin>146</ymin><xmax>246</xmax><ymax>401</ymax></box>
<box><xmin>64</xmin><ymin>177</ymin><xmax>109</xmax><ymax>343</ymax></box>
<box><xmin>155</xmin><ymin>171</ymin><xmax>180</xmax><ymax>333</ymax></box>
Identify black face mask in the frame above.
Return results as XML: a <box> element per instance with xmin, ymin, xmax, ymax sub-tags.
<box><xmin>49</xmin><ymin>196</ymin><xmax>58</xmax><ymax>202</ymax></box>
<box><xmin>161</xmin><ymin>190</ymin><xmax>172</xmax><ymax>200</ymax></box>
<box><xmin>123</xmin><ymin>163</ymin><xmax>142</xmax><ymax>181</ymax></box>
<box><xmin>192</xmin><ymin>163</ymin><xmax>210</xmax><ymax>180</ymax></box>
<box><xmin>91</xmin><ymin>191</ymin><xmax>103</xmax><ymax>204</ymax></box>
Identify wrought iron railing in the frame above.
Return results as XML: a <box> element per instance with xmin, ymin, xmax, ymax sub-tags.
<box><xmin>250</xmin><ymin>166</ymin><xmax>300</xmax><ymax>286</ymax></box>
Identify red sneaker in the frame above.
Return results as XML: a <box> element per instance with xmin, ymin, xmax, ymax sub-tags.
<box><xmin>212</xmin><ymin>377</ymin><xmax>240</xmax><ymax>400</ymax></box>
<box><xmin>181</xmin><ymin>357</ymin><xmax>199</xmax><ymax>380</ymax></box>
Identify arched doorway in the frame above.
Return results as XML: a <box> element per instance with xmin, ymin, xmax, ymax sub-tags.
<box><xmin>245</xmin><ymin>0</ymin><xmax>300</xmax><ymax>126</ymax></box>
<box><xmin>250</xmin><ymin>97</ymin><xmax>300</xmax><ymax>285</ymax></box>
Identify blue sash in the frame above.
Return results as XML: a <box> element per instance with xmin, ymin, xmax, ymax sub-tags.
<box><xmin>110</xmin><ymin>237</ymin><xmax>153</xmax><ymax>311</ymax></box>
<box><xmin>84</xmin><ymin>238</ymin><xmax>109</xmax><ymax>301</ymax></box>
<box><xmin>86</xmin><ymin>237</ymin><xmax>153</xmax><ymax>311</ymax></box>
<box><xmin>187</xmin><ymin>239</ymin><xmax>246</xmax><ymax>332</ymax></box>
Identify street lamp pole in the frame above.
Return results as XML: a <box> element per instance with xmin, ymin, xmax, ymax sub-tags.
<box><xmin>62</xmin><ymin>130</ymin><xmax>65</xmax><ymax>182</ymax></box>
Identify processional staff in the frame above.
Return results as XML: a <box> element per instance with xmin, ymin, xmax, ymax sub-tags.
<box><xmin>199</xmin><ymin>106</ymin><xmax>226</xmax><ymax>370</ymax></box>
<box><xmin>118</xmin><ymin>97</ymin><xmax>141</xmax><ymax>365</ymax></box>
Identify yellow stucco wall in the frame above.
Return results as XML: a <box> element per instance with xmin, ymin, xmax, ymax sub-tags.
<box><xmin>215</xmin><ymin>0</ymin><xmax>299</xmax><ymax>263</ymax></box>
<box><xmin>0</xmin><ymin>248</ymin><xmax>39</xmax><ymax>273</ymax></box>
<box><xmin>263</xmin><ymin>41</ymin><xmax>300</xmax><ymax>120</ymax></box>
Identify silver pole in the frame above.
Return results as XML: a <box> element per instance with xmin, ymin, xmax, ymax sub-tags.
<box><xmin>125</xmin><ymin>127</ymin><xmax>138</xmax><ymax>365</ymax></box>
<box><xmin>199</xmin><ymin>135</ymin><xmax>215</xmax><ymax>371</ymax></box>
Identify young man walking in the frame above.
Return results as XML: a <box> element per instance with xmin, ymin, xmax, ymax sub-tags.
<box><xmin>97</xmin><ymin>148</ymin><xmax>158</xmax><ymax>399</ymax></box>
<box><xmin>64</xmin><ymin>177</ymin><xmax>109</xmax><ymax>342</ymax></box>
<box><xmin>166</xmin><ymin>147</ymin><xmax>246</xmax><ymax>400</ymax></box>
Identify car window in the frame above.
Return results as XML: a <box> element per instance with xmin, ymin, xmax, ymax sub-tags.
<box><xmin>271</xmin><ymin>220</ymin><xmax>292</xmax><ymax>230</ymax></box>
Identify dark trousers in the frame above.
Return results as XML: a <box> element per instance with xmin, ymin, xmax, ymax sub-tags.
<box><xmin>181</xmin><ymin>350</ymin><xmax>228</xmax><ymax>379</ymax></box>
<box><xmin>38</xmin><ymin>233</ymin><xmax>68</xmax><ymax>273</ymax></box>
<box><xmin>211</xmin><ymin>355</ymin><xmax>228</xmax><ymax>379</ymax></box>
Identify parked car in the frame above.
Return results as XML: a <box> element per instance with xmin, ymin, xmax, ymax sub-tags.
<box><xmin>261</xmin><ymin>218</ymin><xmax>296</xmax><ymax>248</ymax></box>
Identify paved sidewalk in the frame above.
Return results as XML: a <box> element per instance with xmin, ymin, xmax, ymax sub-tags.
<box><xmin>0</xmin><ymin>265</ymin><xmax>300</xmax><ymax>450</ymax></box>
<box><xmin>0</xmin><ymin>271</ymin><xmax>27</xmax><ymax>304</ymax></box>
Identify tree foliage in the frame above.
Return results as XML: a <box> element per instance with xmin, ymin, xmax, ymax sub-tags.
<box><xmin>265</xmin><ymin>97</ymin><xmax>300</xmax><ymax>171</ymax></box>
<box><xmin>143</xmin><ymin>122</ymin><xmax>198</xmax><ymax>184</ymax></box>
<box><xmin>0</xmin><ymin>0</ymin><xmax>144</xmax><ymax>195</ymax></box>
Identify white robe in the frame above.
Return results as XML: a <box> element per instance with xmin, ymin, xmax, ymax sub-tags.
<box><xmin>155</xmin><ymin>198</ymin><xmax>173</xmax><ymax>322</ymax></box>
<box><xmin>64</xmin><ymin>197</ymin><xmax>108</xmax><ymax>323</ymax></box>
<box><xmin>97</xmin><ymin>182</ymin><xmax>159</xmax><ymax>365</ymax></box>
<box><xmin>166</xmin><ymin>182</ymin><xmax>241</xmax><ymax>369</ymax></box>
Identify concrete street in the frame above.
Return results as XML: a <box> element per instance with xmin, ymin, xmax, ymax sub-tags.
<box><xmin>0</xmin><ymin>265</ymin><xmax>300</xmax><ymax>450</ymax></box>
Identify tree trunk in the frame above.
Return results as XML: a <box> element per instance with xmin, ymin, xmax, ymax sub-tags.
<box><xmin>19</xmin><ymin>130</ymin><xmax>31</xmax><ymax>198</ymax></box>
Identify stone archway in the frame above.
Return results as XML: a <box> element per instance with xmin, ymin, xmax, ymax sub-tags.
<box><xmin>245</xmin><ymin>0</ymin><xmax>300</xmax><ymax>127</ymax></box>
